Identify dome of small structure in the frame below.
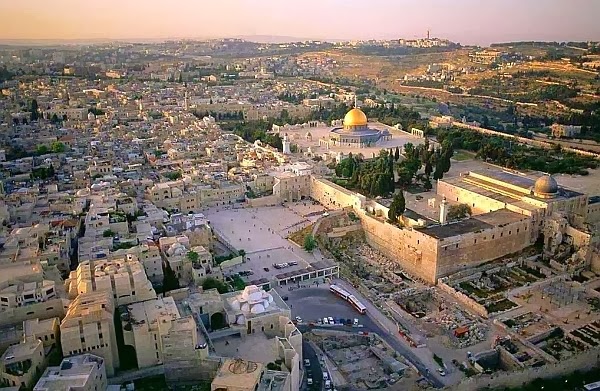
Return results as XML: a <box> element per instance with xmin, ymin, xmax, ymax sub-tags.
<box><xmin>534</xmin><ymin>175</ymin><xmax>558</xmax><ymax>197</ymax></box>
<box><xmin>344</xmin><ymin>108</ymin><xmax>368</xmax><ymax>127</ymax></box>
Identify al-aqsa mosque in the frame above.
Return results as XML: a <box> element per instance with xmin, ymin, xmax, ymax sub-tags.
<box><xmin>319</xmin><ymin>107</ymin><xmax>391</xmax><ymax>149</ymax></box>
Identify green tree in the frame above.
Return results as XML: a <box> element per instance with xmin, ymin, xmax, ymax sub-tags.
<box><xmin>303</xmin><ymin>234</ymin><xmax>317</xmax><ymax>252</ymax></box>
<box><xmin>50</xmin><ymin>141</ymin><xmax>66</xmax><ymax>153</ymax></box>
<box><xmin>30</xmin><ymin>99</ymin><xmax>39</xmax><ymax>121</ymax></box>
<box><xmin>396</xmin><ymin>167</ymin><xmax>413</xmax><ymax>188</ymax></box>
<box><xmin>164</xmin><ymin>171</ymin><xmax>182</xmax><ymax>181</ymax></box>
<box><xmin>36</xmin><ymin>145</ymin><xmax>49</xmax><ymax>155</ymax></box>
<box><xmin>187</xmin><ymin>251</ymin><xmax>199</xmax><ymax>262</ymax></box>
<box><xmin>102</xmin><ymin>229</ymin><xmax>115</xmax><ymax>238</ymax></box>
<box><xmin>424</xmin><ymin>160</ymin><xmax>433</xmax><ymax>177</ymax></box>
<box><xmin>423</xmin><ymin>176</ymin><xmax>433</xmax><ymax>191</ymax></box>
<box><xmin>433</xmin><ymin>160</ymin><xmax>444</xmax><ymax>180</ymax></box>
<box><xmin>394</xmin><ymin>146</ymin><xmax>400</xmax><ymax>161</ymax></box>
<box><xmin>447</xmin><ymin>204</ymin><xmax>472</xmax><ymax>221</ymax></box>
<box><xmin>50</xmin><ymin>113</ymin><xmax>60</xmax><ymax>124</ymax></box>
<box><xmin>202</xmin><ymin>277</ymin><xmax>229</xmax><ymax>294</ymax></box>
<box><xmin>387</xmin><ymin>191</ymin><xmax>406</xmax><ymax>223</ymax></box>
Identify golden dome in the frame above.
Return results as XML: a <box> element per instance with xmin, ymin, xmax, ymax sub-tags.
<box><xmin>344</xmin><ymin>108</ymin><xmax>368</xmax><ymax>127</ymax></box>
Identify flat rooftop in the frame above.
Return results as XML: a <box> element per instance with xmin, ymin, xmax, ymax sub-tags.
<box><xmin>125</xmin><ymin>297</ymin><xmax>180</xmax><ymax>328</ymax></box>
<box><xmin>258</xmin><ymin>370</ymin><xmax>290</xmax><ymax>391</ymax></box>
<box><xmin>213</xmin><ymin>333</ymin><xmax>279</xmax><ymax>364</ymax></box>
<box><xmin>212</xmin><ymin>358</ymin><xmax>264</xmax><ymax>390</ymax></box>
<box><xmin>2</xmin><ymin>339</ymin><xmax>41</xmax><ymax>362</ymax></box>
<box><xmin>418</xmin><ymin>209</ymin><xmax>526</xmax><ymax>239</ymax></box>
<box><xmin>34</xmin><ymin>354</ymin><xmax>104</xmax><ymax>391</ymax></box>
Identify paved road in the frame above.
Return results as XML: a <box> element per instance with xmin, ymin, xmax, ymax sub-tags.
<box><xmin>278</xmin><ymin>284</ymin><xmax>445</xmax><ymax>388</ymax></box>
<box><xmin>332</xmin><ymin>280</ymin><xmax>445</xmax><ymax>388</ymax></box>
<box><xmin>301</xmin><ymin>339</ymin><xmax>323</xmax><ymax>391</ymax></box>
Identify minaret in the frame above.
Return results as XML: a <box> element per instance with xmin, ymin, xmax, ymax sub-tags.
<box><xmin>184</xmin><ymin>91</ymin><xmax>189</xmax><ymax>110</ymax></box>
<box><xmin>282</xmin><ymin>134</ymin><xmax>291</xmax><ymax>154</ymax></box>
<box><xmin>354</xmin><ymin>94</ymin><xmax>358</xmax><ymax>109</ymax></box>
<box><xmin>440</xmin><ymin>197</ymin><xmax>449</xmax><ymax>225</ymax></box>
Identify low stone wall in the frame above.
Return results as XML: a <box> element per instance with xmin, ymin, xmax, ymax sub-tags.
<box><xmin>437</xmin><ymin>279</ymin><xmax>489</xmax><ymax>318</ymax></box>
<box><xmin>326</xmin><ymin>224</ymin><xmax>362</xmax><ymax>239</ymax></box>
<box><xmin>446</xmin><ymin>347</ymin><xmax>600</xmax><ymax>390</ymax></box>
<box><xmin>219</xmin><ymin>256</ymin><xmax>243</xmax><ymax>269</ymax></box>
<box><xmin>246</xmin><ymin>195</ymin><xmax>280</xmax><ymax>208</ymax></box>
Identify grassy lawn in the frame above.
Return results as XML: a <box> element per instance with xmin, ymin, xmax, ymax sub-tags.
<box><xmin>485</xmin><ymin>298</ymin><xmax>518</xmax><ymax>314</ymax></box>
<box><xmin>452</xmin><ymin>150</ymin><xmax>475</xmax><ymax>161</ymax></box>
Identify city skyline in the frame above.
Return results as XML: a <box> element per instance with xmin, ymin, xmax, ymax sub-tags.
<box><xmin>1</xmin><ymin>0</ymin><xmax>600</xmax><ymax>46</ymax></box>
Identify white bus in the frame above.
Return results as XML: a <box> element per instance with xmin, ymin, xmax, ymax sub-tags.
<box><xmin>329</xmin><ymin>285</ymin><xmax>366</xmax><ymax>314</ymax></box>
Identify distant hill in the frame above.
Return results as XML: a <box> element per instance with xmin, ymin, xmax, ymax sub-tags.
<box><xmin>232</xmin><ymin>35</ymin><xmax>345</xmax><ymax>43</ymax></box>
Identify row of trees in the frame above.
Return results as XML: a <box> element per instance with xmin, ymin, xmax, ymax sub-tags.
<box><xmin>435</xmin><ymin>127</ymin><xmax>598</xmax><ymax>175</ymax></box>
<box><xmin>36</xmin><ymin>142</ymin><xmax>66</xmax><ymax>155</ymax></box>
<box><xmin>308</xmin><ymin>103</ymin><xmax>422</xmax><ymax>131</ymax></box>
<box><xmin>395</xmin><ymin>139</ymin><xmax>453</xmax><ymax>188</ymax></box>
<box><xmin>335</xmin><ymin>150</ymin><xmax>395</xmax><ymax>198</ymax></box>
<box><xmin>335</xmin><ymin>139</ymin><xmax>454</xmax><ymax>199</ymax></box>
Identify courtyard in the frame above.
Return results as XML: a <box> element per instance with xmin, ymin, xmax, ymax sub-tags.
<box><xmin>205</xmin><ymin>202</ymin><xmax>331</xmax><ymax>284</ymax></box>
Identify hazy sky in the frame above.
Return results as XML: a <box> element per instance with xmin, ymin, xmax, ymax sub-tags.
<box><xmin>1</xmin><ymin>0</ymin><xmax>599</xmax><ymax>45</ymax></box>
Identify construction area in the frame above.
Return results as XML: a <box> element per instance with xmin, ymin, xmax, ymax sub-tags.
<box><xmin>393</xmin><ymin>288</ymin><xmax>489</xmax><ymax>349</ymax></box>
<box><xmin>441</xmin><ymin>256</ymin><xmax>553</xmax><ymax>317</ymax></box>
<box><xmin>307</xmin><ymin>330</ymin><xmax>420</xmax><ymax>390</ymax></box>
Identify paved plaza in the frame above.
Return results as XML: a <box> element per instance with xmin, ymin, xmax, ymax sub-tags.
<box><xmin>205</xmin><ymin>204</ymin><xmax>326</xmax><ymax>283</ymax></box>
<box><xmin>283</xmin><ymin>122</ymin><xmax>425</xmax><ymax>157</ymax></box>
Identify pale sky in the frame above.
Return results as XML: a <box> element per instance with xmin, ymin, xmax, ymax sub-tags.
<box><xmin>1</xmin><ymin>0</ymin><xmax>599</xmax><ymax>45</ymax></box>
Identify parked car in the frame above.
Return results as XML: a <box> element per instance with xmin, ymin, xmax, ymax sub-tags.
<box><xmin>307</xmin><ymin>378</ymin><xmax>313</xmax><ymax>386</ymax></box>
<box><xmin>328</xmin><ymin>317</ymin><xmax>334</xmax><ymax>324</ymax></box>
<box><xmin>304</xmin><ymin>359</ymin><xmax>310</xmax><ymax>367</ymax></box>
<box><xmin>296</xmin><ymin>316</ymin><xmax>303</xmax><ymax>323</ymax></box>
<box><xmin>282</xmin><ymin>296</ymin><xmax>288</xmax><ymax>301</ymax></box>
